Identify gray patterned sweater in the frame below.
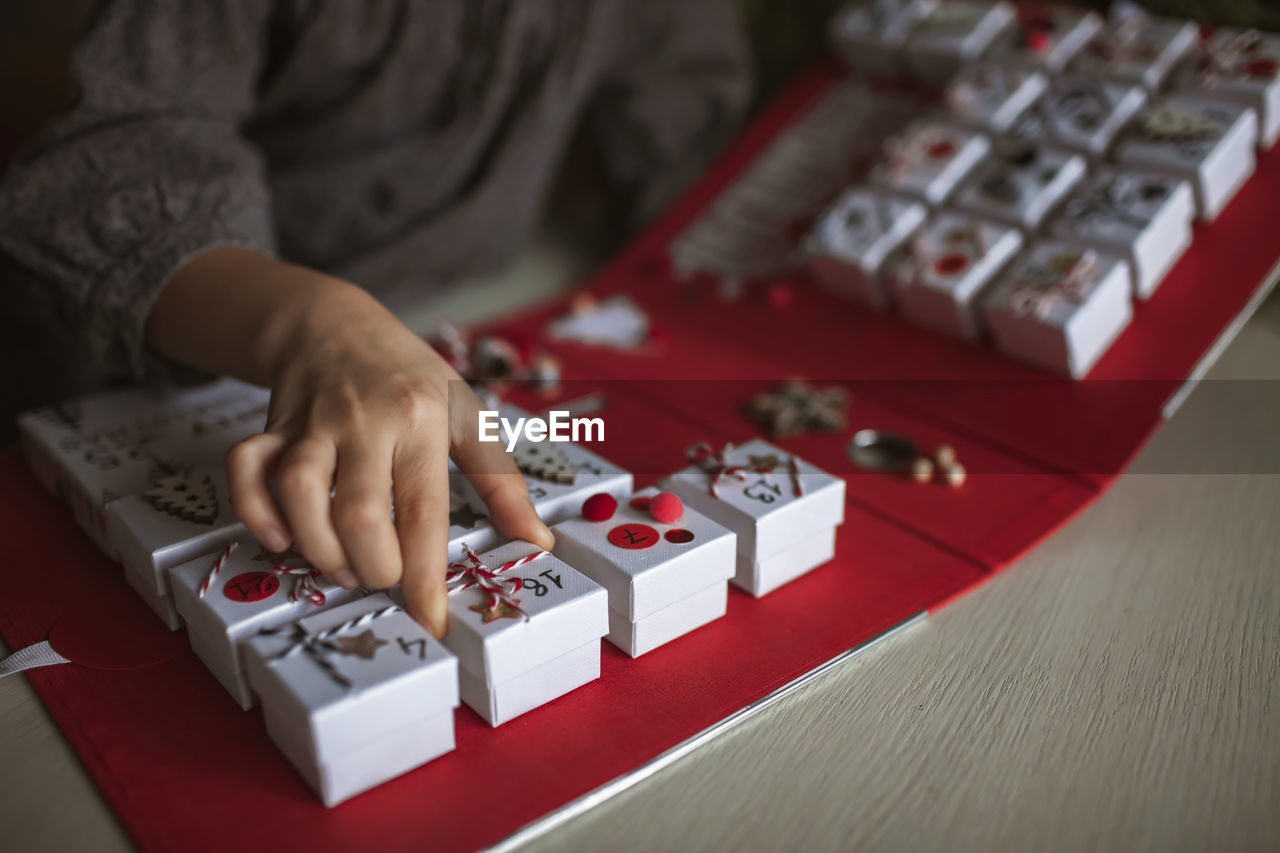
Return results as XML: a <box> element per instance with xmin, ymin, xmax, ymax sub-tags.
<box><xmin>0</xmin><ymin>0</ymin><xmax>751</xmax><ymax>416</ymax></box>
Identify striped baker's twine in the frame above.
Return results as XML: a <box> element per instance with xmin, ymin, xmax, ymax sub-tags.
<box><xmin>198</xmin><ymin>542</ymin><xmax>237</xmax><ymax>598</ymax></box>
<box><xmin>446</xmin><ymin>544</ymin><xmax>547</xmax><ymax>621</ymax></box>
<box><xmin>262</xmin><ymin>604</ymin><xmax>403</xmax><ymax>691</ymax></box>
<box><xmin>272</xmin><ymin>565</ymin><xmax>327</xmax><ymax>606</ymax></box>
<box><xmin>688</xmin><ymin>443</ymin><xmax>804</xmax><ymax>498</ymax></box>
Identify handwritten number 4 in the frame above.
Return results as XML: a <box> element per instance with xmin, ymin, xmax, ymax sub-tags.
<box><xmin>397</xmin><ymin>637</ymin><xmax>427</xmax><ymax>660</ymax></box>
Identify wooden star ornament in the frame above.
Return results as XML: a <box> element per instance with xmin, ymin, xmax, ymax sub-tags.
<box><xmin>470</xmin><ymin>599</ymin><xmax>526</xmax><ymax>623</ymax></box>
<box><xmin>334</xmin><ymin>630</ymin><xmax>387</xmax><ymax>660</ymax></box>
<box><xmin>253</xmin><ymin>547</ymin><xmax>306</xmax><ymax>565</ymax></box>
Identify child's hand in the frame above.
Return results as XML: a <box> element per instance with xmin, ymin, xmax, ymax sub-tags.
<box><xmin>148</xmin><ymin>248</ymin><xmax>553</xmax><ymax>637</ymax></box>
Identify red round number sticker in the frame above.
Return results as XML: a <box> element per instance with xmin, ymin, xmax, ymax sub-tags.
<box><xmin>608</xmin><ymin>523</ymin><xmax>660</xmax><ymax>550</ymax></box>
<box><xmin>223</xmin><ymin>571</ymin><xmax>280</xmax><ymax>603</ymax></box>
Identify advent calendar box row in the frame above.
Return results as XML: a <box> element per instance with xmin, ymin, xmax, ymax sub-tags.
<box><xmin>18</xmin><ymin>378</ymin><xmax>268</xmax><ymax>556</ymax></box>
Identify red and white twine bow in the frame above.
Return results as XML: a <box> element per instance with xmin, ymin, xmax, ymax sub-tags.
<box><xmin>446</xmin><ymin>544</ymin><xmax>548</xmax><ymax>621</ymax></box>
<box><xmin>1010</xmin><ymin>251</ymin><xmax>1098</xmax><ymax>320</ymax></box>
<box><xmin>198</xmin><ymin>542</ymin><xmax>237</xmax><ymax>598</ymax></box>
<box><xmin>687</xmin><ymin>443</ymin><xmax>749</xmax><ymax>497</ymax></box>
<box><xmin>272</xmin><ymin>565</ymin><xmax>327</xmax><ymax>606</ymax></box>
<box><xmin>687</xmin><ymin>443</ymin><xmax>804</xmax><ymax>498</ymax></box>
<box><xmin>1201</xmin><ymin>29</ymin><xmax>1270</xmax><ymax>85</ymax></box>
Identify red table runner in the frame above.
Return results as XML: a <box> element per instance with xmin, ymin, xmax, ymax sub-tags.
<box><xmin>2</xmin><ymin>61</ymin><xmax>1277</xmax><ymax>852</ymax></box>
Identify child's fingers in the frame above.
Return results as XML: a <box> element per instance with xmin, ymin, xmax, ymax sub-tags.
<box><xmin>225</xmin><ymin>432</ymin><xmax>291</xmax><ymax>552</ymax></box>
<box><xmin>332</xmin><ymin>438</ymin><xmax>401</xmax><ymax>590</ymax></box>
<box><xmin>452</xmin><ymin>438</ymin><xmax>555</xmax><ymax>553</ymax></box>
<box><xmin>276</xmin><ymin>436</ymin><xmax>352</xmax><ymax>585</ymax></box>
<box><xmin>394</xmin><ymin>440</ymin><xmax>451</xmax><ymax>638</ymax></box>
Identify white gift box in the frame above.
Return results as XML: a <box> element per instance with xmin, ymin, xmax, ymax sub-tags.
<box><xmin>1049</xmin><ymin>168</ymin><xmax>1195</xmax><ymax>300</ymax></box>
<box><xmin>994</xmin><ymin>4</ymin><xmax>1103</xmax><ymax>73</ymax></box>
<box><xmin>888</xmin><ymin>211</ymin><xmax>1023</xmax><ymax>341</ymax></box>
<box><xmin>551</xmin><ymin>487</ymin><xmax>737</xmax><ymax>657</ymax></box>
<box><xmin>17</xmin><ymin>378</ymin><xmax>268</xmax><ymax>556</ymax></box>
<box><xmin>1009</xmin><ymin>75</ymin><xmax>1147</xmax><ymax>158</ymax></box>
<box><xmin>952</xmin><ymin>141</ymin><xmax>1088</xmax><ymax>230</ymax></box>
<box><xmin>1071</xmin><ymin>11</ymin><xmax>1198</xmax><ymax>91</ymax></box>
<box><xmin>1113</xmin><ymin>95</ymin><xmax>1259</xmax><ymax>222</ymax></box>
<box><xmin>943</xmin><ymin>63</ymin><xmax>1047</xmax><ymax>133</ymax></box>
<box><xmin>107</xmin><ymin>466</ymin><xmax>245</xmax><ymax>630</ymax></box>
<box><xmin>441</xmin><ymin>541</ymin><xmax>608</xmax><ymax>725</ymax></box>
<box><xmin>457</xmin><ymin>404</ymin><xmax>633</xmax><ymax>526</ymax></box>
<box><xmin>664</xmin><ymin>439</ymin><xmax>846</xmax><ymax>597</ymax></box>
<box><xmin>871</xmin><ymin>120</ymin><xmax>991</xmax><ymax>205</ymax></box>
<box><xmin>170</xmin><ymin>537</ymin><xmax>361</xmax><ymax>709</ymax></box>
<box><xmin>905</xmin><ymin>0</ymin><xmax>1017</xmax><ymax>84</ymax></box>
<box><xmin>805</xmin><ymin>187</ymin><xmax>928</xmax><ymax>309</ymax></box>
<box><xmin>243</xmin><ymin>594</ymin><xmax>459</xmax><ymax>807</ymax></box>
<box><xmin>982</xmin><ymin>241</ymin><xmax>1134</xmax><ymax>379</ymax></box>
<box><xmin>1176</xmin><ymin>28</ymin><xmax>1280</xmax><ymax>148</ymax></box>
<box><xmin>828</xmin><ymin>0</ymin><xmax>937</xmax><ymax>78</ymax></box>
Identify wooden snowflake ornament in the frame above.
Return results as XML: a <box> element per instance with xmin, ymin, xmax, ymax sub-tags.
<box><xmin>746</xmin><ymin>380</ymin><xmax>850</xmax><ymax>438</ymax></box>
<box><xmin>144</xmin><ymin>470</ymin><xmax>218</xmax><ymax>525</ymax></box>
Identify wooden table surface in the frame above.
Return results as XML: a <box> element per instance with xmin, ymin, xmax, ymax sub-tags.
<box><xmin>3</xmin><ymin>292</ymin><xmax>1278</xmax><ymax>853</ymax></box>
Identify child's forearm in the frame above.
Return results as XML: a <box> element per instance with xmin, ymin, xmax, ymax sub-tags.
<box><xmin>146</xmin><ymin>247</ymin><xmax>380</xmax><ymax>388</ymax></box>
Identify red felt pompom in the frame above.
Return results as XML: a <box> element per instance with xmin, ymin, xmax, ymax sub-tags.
<box><xmin>581</xmin><ymin>493</ymin><xmax>618</xmax><ymax>522</ymax></box>
<box><xmin>649</xmin><ymin>491</ymin><xmax>684</xmax><ymax>524</ymax></box>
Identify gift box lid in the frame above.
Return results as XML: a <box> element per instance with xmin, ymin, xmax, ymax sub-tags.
<box><xmin>244</xmin><ymin>594</ymin><xmax>459</xmax><ymax>762</ymax></box>
<box><xmin>896</xmin><ymin>211</ymin><xmax>1023</xmax><ymax>301</ymax></box>
<box><xmin>551</xmin><ymin>487</ymin><xmax>737</xmax><ymax>622</ymax></box>
<box><xmin>953</xmin><ymin>141</ymin><xmax>1087</xmax><ymax>225</ymax></box>
<box><xmin>874</xmin><ymin>120</ymin><xmax>991</xmax><ymax>201</ymax></box>
<box><xmin>983</xmin><ymin>241</ymin><xmax>1128</xmax><ymax>328</ymax></box>
<box><xmin>442</xmin><ymin>540</ymin><xmax>608</xmax><ymax>687</ymax></box>
<box><xmin>665</xmin><ymin>438</ymin><xmax>846</xmax><ymax>561</ymax></box>
<box><xmin>806</xmin><ymin>187</ymin><xmax>928</xmax><ymax>271</ymax></box>
<box><xmin>1115</xmin><ymin>95</ymin><xmax>1259</xmax><ymax>165</ymax></box>
<box><xmin>996</xmin><ymin>4</ymin><xmax>1102</xmax><ymax>71</ymax></box>
<box><xmin>16</xmin><ymin>378</ymin><xmax>268</xmax><ymax>506</ymax></box>
<box><xmin>106</xmin><ymin>466</ymin><xmax>244</xmax><ymax>595</ymax></box>
<box><xmin>944</xmin><ymin>62</ymin><xmax>1048</xmax><ymax>128</ymax></box>
<box><xmin>1072</xmin><ymin>10</ymin><xmax>1197</xmax><ymax>87</ymax></box>
<box><xmin>908</xmin><ymin>0</ymin><xmax>1016</xmax><ymax>52</ymax></box>
<box><xmin>1052</xmin><ymin>168</ymin><xmax>1195</xmax><ymax>246</ymax></box>
<box><xmin>1193</xmin><ymin>28</ymin><xmax>1280</xmax><ymax>95</ymax></box>
<box><xmin>169</xmin><ymin>535</ymin><xmax>358</xmax><ymax>645</ymax></box>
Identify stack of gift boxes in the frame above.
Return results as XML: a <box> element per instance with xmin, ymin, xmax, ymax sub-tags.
<box><xmin>815</xmin><ymin>0</ymin><xmax>1274</xmax><ymax>378</ymax></box>
<box><xmin>22</xmin><ymin>379</ymin><xmax>850</xmax><ymax>806</ymax></box>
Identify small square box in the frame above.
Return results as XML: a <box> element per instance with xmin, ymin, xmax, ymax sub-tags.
<box><xmin>107</xmin><ymin>466</ymin><xmax>245</xmax><ymax>630</ymax></box>
<box><xmin>828</xmin><ymin>0</ymin><xmax>937</xmax><ymax>79</ymax></box>
<box><xmin>943</xmin><ymin>63</ymin><xmax>1047</xmax><ymax>133</ymax></box>
<box><xmin>1176</xmin><ymin>28</ymin><xmax>1280</xmax><ymax>148</ymax></box>
<box><xmin>1071</xmin><ymin>10</ymin><xmax>1198</xmax><ymax>91</ymax></box>
<box><xmin>1009</xmin><ymin>75</ymin><xmax>1147</xmax><ymax>158</ymax></box>
<box><xmin>805</xmin><ymin>187</ymin><xmax>928</xmax><ymax>309</ymax></box>
<box><xmin>458</xmin><ymin>405</ymin><xmax>633</xmax><ymax>526</ymax></box>
<box><xmin>871</xmin><ymin>120</ymin><xmax>991</xmax><ymax>205</ymax></box>
<box><xmin>170</xmin><ymin>536</ymin><xmax>362</xmax><ymax>709</ymax></box>
<box><xmin>17</xmin><ymin>379</ymin><xmax>268</xmax><ymax>556</ymax></box>
<box><xmin>995</xmin><ymin>4</ymin><xmax>1103</xmax><ymax>73</ymax></box>
<box><xmin>1113</xmin><ymin>95</ymin><xmax>1258</xmax><ymax>221</ymax></box>
<box><xmin>889</xmin><ymin>211</ymin><xmax>1023</xmax><ymax>341</ymax></box>
<box><xmin>551</xmin><ymin>487</ymin><xmax>737</xmax><ymax>657</ymax></box>
<box><xmin>665</xmin><ymin>439</ymin><xmax>846</xmax><ymax>597</ymax></box>
<box><xmin>905</xmin><ymin>0</ymin><xmax>1017</xmax><ymax>84</ymax></box>
<box><xmin>982</xmin><ymin>241</ymin><xmax>1133</xmax><ymax>378</ymax></box>
<box><xmin>442</xmin><ymin>541</ymin><xmax>608</xmax><ymax>725</ymax></box>
<box><xmin>1049</xmin><ymin>168</ymin><xmax>1195</xmax><ymax>300</ymax></box>
<box><xmin>243</xmin><ymin>594</ymin><xmax>459</xmax><ymax>807</ymax></box>
<box><xmin>952</xmin><ymin>140</ymin><xmax>1088</xmax><ymax>230</ymax></box>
